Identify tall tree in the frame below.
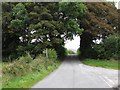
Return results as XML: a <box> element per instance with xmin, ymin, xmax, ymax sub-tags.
<box><xmin>2</xmin><ymin>2</ymin><xmax>87</xmax><ymax>60</ymax></box>
<box><xmin>2</xmin><ymin>3</ymin><xmax>29</xmax><ymax>59</ymax></box>
<box><xmin>59</xmin><ymin>2</ymin><xmax>87</xmax><ymax>40</ymax></box>
<box><xmin>9</xmin><ymin>3</ymin><xmax>28</xmax><ymax>43</ymax></box>
<box><xmin>79</xmin><ymin>2</ymin><xmax>118</xmax><ymax>58</ymax></box>
<box><xmin>2</xmin><ymin>3</ymin><xmax>15</xmax><ymax>59</ymax></box>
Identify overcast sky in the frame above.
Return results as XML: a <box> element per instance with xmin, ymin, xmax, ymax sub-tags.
<box><xmin>64</xmin><ymin>1</ymin><xmax>119</xmax><ymax>52</ymax></box>
<box><xmin>65</xmin><ymin>36</ymin><xmax>80</xmax><ymax>53</ymax></box>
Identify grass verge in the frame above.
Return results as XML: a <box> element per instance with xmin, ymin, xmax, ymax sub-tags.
<box><xmin>2</xmin><ymin>54</ymin><xmax>61</xmax><ymax>88</ymax></box>
<box><xmin>2</xmin><ymin>62</ymin><xmax>60</xmax><ymax>88</ymax></box>
<box><xmin>81</xmin><ymin>59</ymin><xmax>119</xmax><ymax>70</ymax></box>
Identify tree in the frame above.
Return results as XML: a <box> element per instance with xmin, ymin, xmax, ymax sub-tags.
<box><xmin>59</xmin><ymin>2</ymin><xmax>87</xmax><ymax>40</ymax></box>
<box><xmin>9</xmin><ymin>3</ymin><xmax>28</xmax><ymax>35</ymax></box>
<box><xmin>2</xmin><ymin>2</ymin><xmax>87</xmax><ymax>60</ymax></box>
<box><xmin>2</xmin><ymin>3</ymin><xmax>16</xmax><ymax>59</ymax></box>
<box><xmin>79</xmin><ymin>2</ymin><xmax>118</xmax><ymax>58</ymax></box>
<box><xmin>2</xmin><ymin>3</ymin><xmax>29</xmax><ymax>59</ymax></box>
<box><xmin>25</xmin><ymin>2</ymin><xmax>87</xmax><ymax>58</ymax></box>
<box><xmin>25</xmin><ymin>2</ymin><xmax>66</xmax><ymax>58</ymax></box>
<box><xmin>93</xmin><ymin>34</ymin><xmax>120</xmax><ymax>60</ymax></box>
<box><xmin>118</xmin><ymin>9</ymin><xmax>120</xmax><ymax>33</ymax></box>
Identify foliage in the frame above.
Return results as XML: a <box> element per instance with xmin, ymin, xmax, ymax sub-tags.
<box><xmin>2</xmin><ymin>2</ymin><xmax>87</xmax><ymax>60</ymax></box>
<box><xmin>59</xmin><ymin>2</ymin><xmax>87</xmax><ymax>40</ymax></box>
<box><xmin>53</xmin><ymin>45</ymin><xmax>68</xmax><ymax>60</ymax></box>
<box><xmin>79</xmin><ymin>2</ymin><xmax>118</xmax><ymax>37</ymax></box>
<box><xmin>47</xmin><ymin>49</ymin><xmax>57</xmax><ymax>60</ymax></box>
<box><xmin>59</xmin><ymin>2</ymin><xmax>87</xmax><ymax>19</ymax></box>
<box><xmin>80</xmin><ymin>32</ymin><xmax>95</xmax><ymax>58</ymax></box>
<box><xmin>2</xmin><ymin>53</ymin><xmax>60</xmax><ymax>88</ymax></box>
<box><xmin>93</xmin><ymin>34</ymin><xmax>120</xmax><ymax>60</ymax></box>
<box><xmin>3</xmin><ymin>2</ymin><xmax>118</xmax><ymax>61</ymax></box>
<box><xmin>79</xmin><ymin>2</ymin><xmax>118</xmax><ymax>58</ymax></box>
<box><xmin>2</xmin><ymin>3</ymin><xmax>18</xmax><ymax>59</ymax></box>
<box><xmin>3</xmin><ymin>64</ymin><xmax>60</xmax><ymax>88</ymax></box>
<box><xmin>67</xmin><ymin>50</ymin><xmax>75</xmax><ymax>54</ymax></box>
<box><xmin>3</xmin><ymin>53</ymin><xmax>32</xmax><ymax>77</ymax></box>
<box><xmin>9</xmin><ymin>3</ymin><xmax>28</xmax><ymax>30</ymax></box>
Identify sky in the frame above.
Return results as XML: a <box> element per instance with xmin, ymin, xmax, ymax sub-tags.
<box><xmin>65</xmin><ymin>36</ymin><xmax>80</xmax><ymax>53</ymax></box>
<box><xmin>64</xmin><ymin>1</ymin><xmax>119</xmax><ymax>52</ymax></box>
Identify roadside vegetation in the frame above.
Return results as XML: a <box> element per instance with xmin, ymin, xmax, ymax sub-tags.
<box><xmin>81</xmin><ymin>59</ymin><xmax>119</xmax><ymax>70</ymax></box>
<box><xmin>76</xmin><ymin>3</ymin><xmax>119</xmax><ymax>70</ymax></box>
<box><xmin>2</xmin><ymin>2</ymin><xmax>87</xmax><ymax>88</ymax></box>
<box><xmin>79</xmin><ymin>34</ymin><xmax>120</xmax><ymax>70</ymax></box>
<box><xmin>67</xmin><ymin>50</ymin><xmax>75</xmax><ymax>54</ymax></box>
<box><xmin>2</xmin><ymin>2</ymin><xmax>119</xmax><ymax>89</ymax></box>
<box><xmin>2</xmin><ymin>49</ymin><xmax>61</xmax><ymax>88</ymax></box>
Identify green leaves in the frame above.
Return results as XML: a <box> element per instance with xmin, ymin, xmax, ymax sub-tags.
<box><xmin>59</xmin><ymin>2</ymin><xmax>87</xmax><ymax>19</ymax></box>
<box><xmin>3</xmin><ymin>2</ymin><xmax>87</xmax><ymax>60</ymax></box>
<box><xmin>9</xmin><ymin>19</ymin><xmax>23</xmax><ymax>30</ymax></box>
<box><xmin>92</xmin><ymin>34</ymin><xmax>120</xmax><ymax>60</ymax></box>
<box><xmin>59</xmin><ymin>2</ymin><xmax>86</xmax><ymax>40</ymax></box>
<box><xmin>10</xmin><ymin>3</ymin><xmax>28</xmax><ymax>31</ymax></box>
<box><xmin>40</xmin><ymin>12</ymin><xmax>53</xmax><ymax>20</ymax></box>
<box><xmin>79</xmin><ymin>2</ymin><xmax>118</xmax><ymax>59</ymax></box>
<box><xmin>12</xmin><ymin>3</ymin><xmax>28</xmax><ymax>22</ymax></box>
<box><xmin>29</xmin><ymin>23</ymin><xmax>42</xmax><ymax>31</ymax></box>
<box><xmin>66</xmin><ymin>19</ymin><xmax>83</xmax><ymax>34</ymax></box>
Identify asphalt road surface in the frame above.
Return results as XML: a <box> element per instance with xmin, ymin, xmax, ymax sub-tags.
<box><xmin>31</xmin><ymin>55</ymin><xmax>119</xmax><ymax>88</ymax></box>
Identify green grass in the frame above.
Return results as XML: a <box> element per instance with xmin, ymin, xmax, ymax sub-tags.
<box><xmin>2</xmin><ymin>61</ymin><xmax>61</xmax><ymax>88</ymax></box>
<box><xmin>81</xmin><ymin>59</ymin><xmax>119</xmax><ymax>70</ymax></box>
<box><xmin>2</xmin><ymin>53</ymin><xmax>61</xmax><ymax>89</ymax></box>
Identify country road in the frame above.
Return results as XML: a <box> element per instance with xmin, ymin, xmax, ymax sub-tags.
<box><xmin>31</xmin><ymin>55</ymin><xmax>119</xmax><ymax>88</ymax></box>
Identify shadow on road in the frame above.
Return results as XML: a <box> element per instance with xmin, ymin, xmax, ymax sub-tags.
<box><xmin>65</xmin><ymin>54</ymin><xmax>78</xmax><ymax>60</ymax></box>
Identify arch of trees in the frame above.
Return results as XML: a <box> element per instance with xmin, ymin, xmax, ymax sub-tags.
<box><xmin>2</xmin><ymin>2</ymin><xmax>119</xmax><ymax>61</ymax></box>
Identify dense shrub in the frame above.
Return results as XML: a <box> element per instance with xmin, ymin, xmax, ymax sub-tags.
<box><xmin>67</xmin><ymin>50</ymin><xmax>75</xmax><ymax>54</ymax></box>
<box><xmin>2</xmin><ymin>53</ymin><xmax>59</xmax><ymax>84</ymax></box>
<box><xmin>47</xmin><ymin>49</ymin><xmax>57</xmax><ymax>60</ymax></box>
<box><xmin>93</xmin><ymin>34</ymin><xmax>120</xmax><ymax>60</ymax></box>
<box><xmin>3</xmin><ymin>53</ymin><xmax>33</xmax><ymax>77</ymax></box>
<box><xmin>53</xmin><ymin>45</ymin><xmax>68</xmax><ymax>60</ymax></box>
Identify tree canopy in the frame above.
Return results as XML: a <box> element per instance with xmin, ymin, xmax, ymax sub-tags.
<box><xmin>2</xmin><ymin>2</ymin><xmax>119</xmax><ymax>61</ymax></box>
<box><xmin>79</xmin><ymin>2</ymin><xmax>119</xmax><ymax>58</ymax></box>
<box><xmin>2</xmin><ymin>2</ymin><xmax>87</xmax><ymax>60</ymax></box>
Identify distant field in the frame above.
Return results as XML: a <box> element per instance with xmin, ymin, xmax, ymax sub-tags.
<box><xmin>82</xmin><ymin>59</ymin><xmax>119</xmax><ymax>70</ymax></box>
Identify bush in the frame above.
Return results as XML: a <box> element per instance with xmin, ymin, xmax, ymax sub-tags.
<box><xmin>47</xmin><ymin>49</ymin><xmax>57</xmax><ymax>60</ymax></box>
<box><xmin>93</xmin><ymin>34</ymin><xmax>120</xmax><ymax>60</ymax></box>
<box><xmin>3</xmin><ymin>53</ymin><xmax>33</xmax><ymax>77</ymax></box>
<box><xmin>54</xmin><ymin>45</ymin><xmax>68</xmax><ymax>60</ymax></box>
<box><xmin>2</xmin><ymin>53</ymin><xmax>58</xmax><ymax>84</ymax></box>
<box><xmin>67</xmin><ymin>50</ymin><xmax>75</xmax><ymax>54</ymax></box>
